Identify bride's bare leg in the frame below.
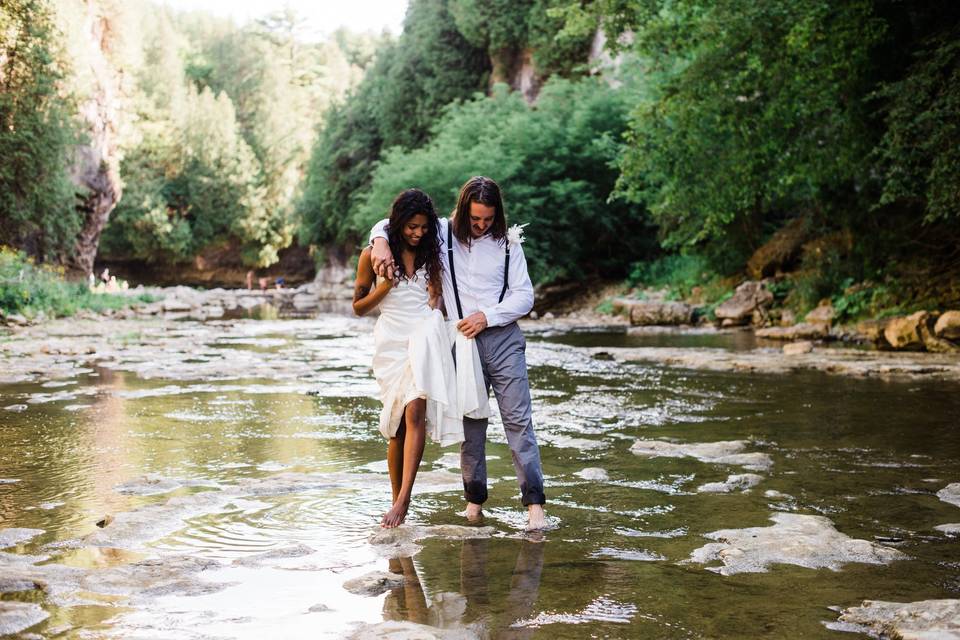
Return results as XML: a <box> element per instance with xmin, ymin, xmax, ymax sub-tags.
<box><xmin>386</xmin><ymin>422</ymin><xmax>406</xmax><ymax>503</ymax></box>
<box><xmin>382</xmin><ymin>399</ymin><xmax>426</xmax><ymax>528</ymax></box>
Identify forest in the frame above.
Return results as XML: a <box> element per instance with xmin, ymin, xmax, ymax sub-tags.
<box><xmin>2</xmin><ymin>0</ymin><xmax>959</xmax><ymax>319</ymax></box>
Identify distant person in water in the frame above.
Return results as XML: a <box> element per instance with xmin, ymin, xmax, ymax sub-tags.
<box><xmin>369</xmin><ymin>176</ymin><xmax>547</xmax><ymax>531</ymax></box>
<box><xmin>353</xmin><ymin>188</ymin><xmax>485</xmax><ymax>527</ymax></box>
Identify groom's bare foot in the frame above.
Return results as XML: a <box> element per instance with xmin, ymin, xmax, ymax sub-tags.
<box><xmin>382</xmin><ymin>500</ymin><xmax>410</xmax><ymax>528</ymax></box>
<box><xmin>464</xmin><ymin>502</ymin><xmax>483</xmax><ymax>522</ymax></box>
<box><xmin>525</xmin><ymin>504</ymin><xmax>547</xmax><ymax>531</ymax></box>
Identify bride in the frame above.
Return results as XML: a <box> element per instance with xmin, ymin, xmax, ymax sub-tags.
<box><xmin>352</xmin><ymin>188</ymin><xmax>486</xmax><ymax>527</ymax></box>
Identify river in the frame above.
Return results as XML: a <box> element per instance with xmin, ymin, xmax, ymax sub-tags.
<box><xmin>0</xmin><ymin>310</ymin><xmax>958</xmax><ymax>638</ymax></box>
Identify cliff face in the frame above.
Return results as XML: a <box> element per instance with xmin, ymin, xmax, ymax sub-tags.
<box><xmin>67</xmin><ymin>0</ymin><xmax>122</xmax><ymax>276</ymax></box>
<box><xmin>490</xmin><ymin>47</ymin><xmax>542</xmax><ymax>104</ymax></box>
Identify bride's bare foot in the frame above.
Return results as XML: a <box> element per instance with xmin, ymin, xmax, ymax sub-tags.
<box><xmin>464</xmin><ymin>502</ymin><xmax>483</xmax><ymax>522</ymax></box>
<box><xmin>382</xmin><ymin>500</ymin><xmax>410</xmax><ymax>528</ymax></box>
<box><xmin>525</xmin><ymin>503</ymin><xmax>547</xmax><ymax>531</ymax></box>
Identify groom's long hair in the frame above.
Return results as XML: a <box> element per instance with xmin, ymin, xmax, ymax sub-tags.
<box><xmin>387</xmin><ymin>188</ymin><xmax>443</xmax><ymax>287</ymax></box>
<box><xmin>452</xmin><ymin>176</ymin><xmax>507</xmax><ymax>246</ymax></box>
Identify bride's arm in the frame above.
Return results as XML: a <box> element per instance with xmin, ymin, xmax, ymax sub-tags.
<box><xmin>352</xmin><ymin>248</ymin><xmax>393</xmax><ymax>316</ymax></box>
<box><xmin>427</xmin><ymin>279</ymin><xmax>442</xmax><ymax>311</ymax></box>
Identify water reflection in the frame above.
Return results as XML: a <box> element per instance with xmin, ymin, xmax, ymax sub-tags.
<box><xmin>383</xmin><ymin>538</ymin><xmax>545</xmax><ymax>638</ymax></box>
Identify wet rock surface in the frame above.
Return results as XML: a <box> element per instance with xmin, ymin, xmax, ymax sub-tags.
<box><xmin>697</xmin><ymin>473</ymin><xmax>763</xmax><ymax>493</ymax></box>
<box><xmin>342</xmin><ymin>570</ymin><xmax>406</xmax><ymax>596</ymax></box>
<box><xmin>836</xmin><ymin>598</ymin><xmax>960</xmax><ymax>639</ymax></box>
<box><xmin>631</xmin><ymin>439</ymin><xmax>773</xmax><ymax>471</ymax></box>
<box><xmin>939</xmin><ymin>484</ymin><xmax>960</xmax><ymax>508</ymax></box>
<box><xmin>0</xmin><ymin>601</ymin><xmax>49</xmax><ymax>635</ymax></box>
<box><xmin>689</xmin><ymin>513</ymin><xmax>907</xmax><ymax>575</ymax></box>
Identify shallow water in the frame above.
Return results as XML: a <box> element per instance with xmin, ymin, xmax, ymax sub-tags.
<box><xmin>1</xmin><ymin>314</ymin><xmax>958</xmax><ymax>638</ymax></box>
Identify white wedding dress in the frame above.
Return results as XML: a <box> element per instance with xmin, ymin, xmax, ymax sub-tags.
<box><xmin>372</xmin><ymin>268</ymin><xmax>490</xmax><ymax>446</ymax></box>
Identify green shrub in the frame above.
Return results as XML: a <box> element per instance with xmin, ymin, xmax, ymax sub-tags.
<box><xmin>0</xmin><ymin>247</ymin><xmax>153</xmax><ymax>319</ymax></box>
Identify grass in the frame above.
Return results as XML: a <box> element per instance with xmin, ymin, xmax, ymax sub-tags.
<box><xmin>0</xmin><ymin>247</ymin><xmax>157</xmax><ymax>320</ymax></box>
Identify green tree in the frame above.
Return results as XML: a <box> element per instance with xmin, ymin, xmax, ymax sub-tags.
<box><xmin>355</xmin><ymin>80</ymin><xmax>652</xmax><ymax>283</ymax></box>
<box><xmin>0</xmin><ymin>0</ymin><xmax>80</xmax><ymax>263</ymax></box>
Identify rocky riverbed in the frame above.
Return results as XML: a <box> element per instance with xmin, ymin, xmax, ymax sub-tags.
<box><xmin>0</xmin><ymin>303</ymin><xmax>958</xmax><ymax>638</ymax></box>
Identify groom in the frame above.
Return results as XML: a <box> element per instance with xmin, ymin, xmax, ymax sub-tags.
<box><xmin>369</xmin><ymin>176</ymin><xmax>547</xmax><ymax>530</ymax></box>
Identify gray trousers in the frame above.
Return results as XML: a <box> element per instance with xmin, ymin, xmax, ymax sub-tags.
<box><xmin>460</xmin><ymin>322</ymin><xmax>545</xmax><ymax>506</ymax></box>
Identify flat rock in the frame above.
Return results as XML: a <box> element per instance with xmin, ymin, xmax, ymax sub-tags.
<box><xmin>114</xmin><ymin>474</ymin><xmax>183</xmax><ymax>496</ymax></box>
<box><xmin>631</xmin><ymin>439</ymin><xmax>772</xmax><ymax>471</ymax></box>
<box><xmin>697</xmin><ymin>473</ymin><xmax>763</xmax><ymax>493</ymax></box>
<box><xmin>837</xmin><ymin>599</ymin><xmax>960</xmax><ymax>639</ymax></box>
<box><xmin>0</xmin><ymin>602</ymin><xmax>49</xmax><ymax>635</ymax></box>
<box><xmin>935</xmin><ymin>523</ymin><xmax>960</xmax><ymax>535</ymax></box>
<box><xmin>783</xmin><ymin>340</ymin><xmax>814</xmax><ymax>355</ymax></box>
<box><xmin>3</xmin><ymin>403</ymin><xmax>27</xmax><ymax>412</ymax></box>
<box><xmin>757</xmin><ymin>322</ymin><xmax>828</xmax><ymax>341</ymax></box>
<box><xmin>342</xmin><ymin>570</ymin><xmax>404</xmax><ymax>596</ymax></box>
<box><xmin>0</xmin><ymin>528</ymin><xmax>43</xmax><ymax>549</ymax></box>
<box><xmin>688</xmin><ymin>513</ymin><xmax>907</xmax><ymax>575</ymax></box>
<box><xmin>938</xmin><ymin>483</ymin><xmax>960</xmax><ymax>508</ymax></box>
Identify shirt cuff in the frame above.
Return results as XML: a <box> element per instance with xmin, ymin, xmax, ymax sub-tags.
<box><xmin>478</xmin><ymin>305</ymin><xmax>501</xmax><ymax>328</ymax></box>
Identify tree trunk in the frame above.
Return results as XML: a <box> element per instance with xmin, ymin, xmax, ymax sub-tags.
<box><xmin>67</xmin><ymin>0</ymin><xmax>122</xmax><ymax>277</ymax></box>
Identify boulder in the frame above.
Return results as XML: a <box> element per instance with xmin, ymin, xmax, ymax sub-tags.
<box><xmin>779</xmin><ymin>309</ymin><xmax>797</xmax><ymax>327</ymax></box>
<box><xmin>629</xmin><ymin>301</ymin><xmax>694</xmax><ymax>326</ymax></box>
<box><xmin>783</xmin><ymin>341</ymin><xmax>814</xmax><ymax>355</ymax></box>
<box><xmin>756</xmin><ymin>323</ymin><xmax>828</xmax><ymax>341</ymax></box>
<box><xmin>921</xmin><ymin>318</ymin><xmax>960</xmax><ymax>353</ymax></box>
<box><xmin>934</xmin><ymin>311</ymin><xmax>960</xmax><ymax>341</ymax></box>
<box><xmin>342</xmin><ymin>570</ymin><xmax>404</xmax><ymax>596</ymax></box>
<box><xmin>714</xmin><ymin>281</ymin><xmax>773</xmax><ymax>326</ymax></box>
<box><xmin>883</xmin><ymin>311</ymin><xmax>929</xmax><ymax>350</ymax></box>
<box><xmin>804</xmin><ymin>301</ymin><xmax>835</xmax><ymax>325</ymax></box>
<box><xmin>856</xmin><ymin>318</ymin><xmax>891</xmax><ymax>347</ymax></box>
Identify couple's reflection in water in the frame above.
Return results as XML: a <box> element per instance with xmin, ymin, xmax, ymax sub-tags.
<box><xmin>382</xmin><ymin>537</ymin><xmax>545</xmax><ymax>638</ymax></box>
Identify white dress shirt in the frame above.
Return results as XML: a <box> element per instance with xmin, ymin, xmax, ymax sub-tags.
<box><xmin>370</xmin><ymin>217</ymin><xmax>534</xmax><ymax>327</ymax></box>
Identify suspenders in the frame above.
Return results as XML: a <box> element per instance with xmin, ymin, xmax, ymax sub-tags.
<box><xmin>447</xmin><ymin>221</ymin><xmax>510</xmax><ymax>321</ymax></box>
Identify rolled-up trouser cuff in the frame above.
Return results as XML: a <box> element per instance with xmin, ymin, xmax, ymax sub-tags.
<box><xmin>521</xmin><ymin>487</ymin><xmax>546</xmax><ymax>506</ymax></box>
<box><xmin>464</xmin><ymin>480</ymin><xmax>488</xmax><ymax>505</ymax></box>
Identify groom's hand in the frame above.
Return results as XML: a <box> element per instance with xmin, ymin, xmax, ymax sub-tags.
<box><xmin>457</xmin><ymin>312</ymin><xmax>488</xmax><ymax>339</ymax></box>
<box><xmin>370</xmin><ymin>237</ymin><xmax>396</xmax><ymax>280</ymax></box>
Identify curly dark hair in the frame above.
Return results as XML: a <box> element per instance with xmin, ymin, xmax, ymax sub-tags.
<box><xmin>387</xmin><ymin>188</ymin><xmax>442</xmax><ymax>288</ymax></box>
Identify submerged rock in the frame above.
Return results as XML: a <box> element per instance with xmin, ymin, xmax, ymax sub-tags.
<box><xmin>576</xmin><ymin>467</ymin><xmax>610</xmax><ymax>481</ymax></box>
<box><xmin>837</xmin><ymin>599</ymin><xmax>960</xmax><ymax>639</ymax></box>
<box><xmin>631</xmin><ymin>439</ymin><xmax>773</xmax><ymax>471</ymax></box>
<box><xmin>688</xmin><ymin>513</ymin><xmax>906</xmax><ymax>575</ymax></box>
<box><xmin>938</xmin><ymin>483</ymin><xmax>960</xmax><ymax>508</ymax></box>
<box><xmin>696</xmin><ymin>473</ymin><xmax>763</xmax><ymax>493</ymax></box>
<box><xmin>0</xmin><ymin>602</ymin><xmax>49</xmax><ymax>635</ymax></box>
<box><xmin>342</xmin><ymin>570</ymin><xmax>404</xmax><ymax>596</ymax></box>
<box><xmin>368</xmin><ymin>524</ymin><xmax>495</xmax><ymax>559</ymax></box>
<box><xmin>0</xmin><ymin>528</ymin><xmax>43</xmax><ymax>549</ymax></box>
<box><xmin>347</xmin><ymin>620</ymin><xmax>477</xmax><ymax>640</ymax></box>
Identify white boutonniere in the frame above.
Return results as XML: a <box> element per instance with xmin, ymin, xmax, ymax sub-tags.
<box><xmin>507</xmin><ymin>223</ymin><xmax>528</xmax><ymax>247</ymax></box>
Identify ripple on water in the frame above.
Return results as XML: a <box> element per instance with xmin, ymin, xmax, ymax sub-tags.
<box><xmin>591</xmin><ymin>547</ymin><xmax>666</xmax><ymax>561</ymax></box>
<box><xmin>512</xmin><ymin>596</ymin><xmax>639</xmax><ymax>627</ymax></box>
